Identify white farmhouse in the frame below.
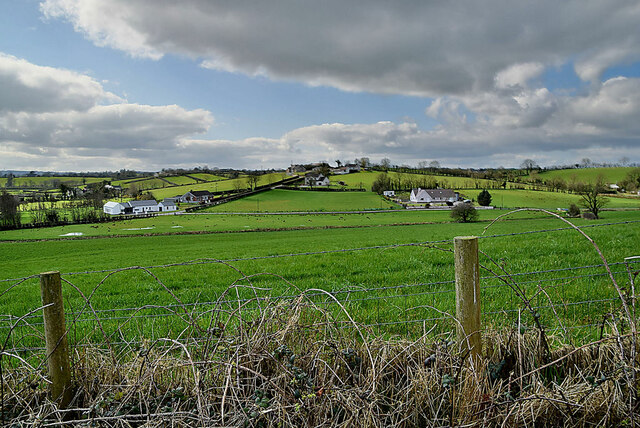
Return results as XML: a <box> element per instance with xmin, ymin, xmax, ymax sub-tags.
<box><xmin>383</xmin><ymin>190</ymin><xmax>395</xmax><ymax>197</ymax></box>
<box><xmin>304</xmin><ymin>172</ymin><xmax>330</xmax><ymax>186</ymax></box>
<box><xmin>410</xmin><ymin>188</ymin><xmax>459</xmax><ymax>203</ymax></box>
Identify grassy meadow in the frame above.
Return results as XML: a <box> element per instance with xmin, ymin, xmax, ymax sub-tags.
<box><xmin>461</xmin><ymin>188</ymin><xmax>640</xmax><ymax>209</ymax></box>
<box><xmin>2</xmin><ymin>171</ymin><xmax>639</xmax><ymax>346</ymax></box>
<box><xmin>330</xmin><ymin>171</ymin><xmax>497</xmax><ymax>190</ymax></box>
<box><xmin>203</xmin><ymin>189</ymin><xmax>398</xmax><ymax>212</ymax></box>
<box><xmin>532</xmin><ymin>167</ymin><xmax>636</xmax><ymax>184</ymax></box>
<box><xmin>149</xmin><ymin>172</ymin><xmax>286</xmax><ymax>199</ymax></box>
<box><xmin>2</xmin><ymin>207</ymin><xmax>639</xmax><ymax>345</ymax></box>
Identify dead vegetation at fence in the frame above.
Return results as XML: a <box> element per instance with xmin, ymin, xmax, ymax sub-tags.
<box><xmin>1</xmin><ymin>293</ymin><xmax>638</xmax><ymax>427</ymax></box>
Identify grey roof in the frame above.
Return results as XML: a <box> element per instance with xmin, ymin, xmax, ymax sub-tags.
<box><xmin>124</xmin><ymin>200</ymin><xmax>158</xmax><ymax>208</ymax></box>
<box><xmin>424</xmin><ymin>189</ymin><xmax>457</xmax><ymax>199</ymax></box>
<box><xmin>187</xmin><ymin>190</ymin><xmax>213</xmax><ymax>196</ymax></box>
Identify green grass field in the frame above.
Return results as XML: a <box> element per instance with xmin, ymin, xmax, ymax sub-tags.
<box><xmin>149</xmin><ymin>172</ymin><xmax>286</xmax><ymax>200</ymax></box>
<box><xmin>330</xmin><ymin>171</ymin><xmax>497</xmax><ymax>191</ymax></box>
<box><xmin>533</xmin><ymin>167</ymin><xmax>635</xmax><ymax>184</ymax></box>
<box><xmin>189</xmin><ymin>173</ymin><xmax>228</xmax><ymax>181</ymax></box>
<box><xmin>0</xmin><ymin>204</ymin><xmax>556</xmax><ymax>241</ymax></box>
<box><xmin>203</xmin><ymin>189</ymin><xmax>397</xmax><ymax>212</ymax></box>
<box><xmin>461</xmin><ymin>188</ymin><xmax>640</xmax><ymax>209</ymax></box>
<box><xmin>0</xmin><ymin>176</ymin><xmax>107</xmax><ymax>187</ymax></box>
<box><xmin>162</xmin><ymin>175</ymin><xmax>199</xmax><ymax>185</ymax></box>
<box><xmin>1</xmin><ymin>210</ymin><xmax>638</xmax><ymax>345</ymax></box>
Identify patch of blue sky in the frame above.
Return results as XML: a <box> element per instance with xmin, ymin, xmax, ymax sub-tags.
<box><xmin>540</xmin><ymin>61</ymin><xmax>587</xmax><ymax>95</ymax></box>
<box><xmin>602</xmin><ymin>61</ymin><xmax>640</xmax><ymax>81</ymax></box>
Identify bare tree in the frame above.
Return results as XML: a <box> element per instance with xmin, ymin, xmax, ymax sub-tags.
<box><xmin>233</xmin><ymin>179</ymin><xmax>245</xmax><ymax>192</ymax></box>
<box><xmin>575</xmin><ymin>176</ymin><xmax>607</xmax><ymax>219</ymax></box>
<box><xmin>580</xmin><ymin>158</ymin><xmax>592</xmax><ymax>168</ymax></box>
<box><xmin>520</xmin><ymin>159</ymin><xmax>539</xmax><ymax>173</ymax></box>
<box><xmin>247</xmin><ymin>174</ymin><xmax>261</xmax><ymax>190</ymax></box>
<box><xmin>380</xmin><ymin>158</ymin><xmax>391</xmax><ymax>171</ymax></box>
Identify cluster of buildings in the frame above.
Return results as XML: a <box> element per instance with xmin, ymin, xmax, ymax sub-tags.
<box><xmin>103</xmin><ymin>199</ymin><xmax>178</xmax><ymax>215</ymax></box>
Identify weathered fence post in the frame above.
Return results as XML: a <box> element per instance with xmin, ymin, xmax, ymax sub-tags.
<box><xmin>454</xmin><ymin>236</ymin><xmax>482</xmax><ymax>359</ymax></box>
<box><xmin>40</xmin><ymin>271</ymin><xmax>73</xmax><ymax>408</ymax></box>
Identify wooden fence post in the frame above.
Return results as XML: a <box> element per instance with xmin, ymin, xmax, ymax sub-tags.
<box><xmin>454</xmin><ymin>236</ymin><xmax>482</xmax><ymax>359</ymax></box>
<box><xmin>40</xmin><ymin>271</ymin><xmax>73</xmax><ymax>408</ymax></box>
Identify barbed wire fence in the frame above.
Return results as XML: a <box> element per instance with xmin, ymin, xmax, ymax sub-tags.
<box><xmin>1</xmin><ymin>221</ymin><xmax>638</xmax><ymax>349</ymax></box>
<box><xmin>0</xmin><ymin>215</ymin><xmax>639</xmax><ymax>426</ymax></box>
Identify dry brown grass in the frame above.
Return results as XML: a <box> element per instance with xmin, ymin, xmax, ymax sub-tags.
<box><xmin>1</xmin><ymin>293</ymin><xmax>638</xmax><ymax>427</ymax></box>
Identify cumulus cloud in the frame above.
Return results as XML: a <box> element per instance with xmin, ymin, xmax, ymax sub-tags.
<box><xmin>0</xmin><ymin>54</ymin><xmax>214</xmax><ymax>170</ymax></box>
<box><xmin>40</xmin><ymin>0</ymin><xmax>640</xmax><ymax>95</ymax></box>
<box><xmin>0</xmin><ymin>52</ymin><xmax>119</xmax><ymax>113</ymax></box>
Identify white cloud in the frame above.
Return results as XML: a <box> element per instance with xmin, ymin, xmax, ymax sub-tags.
<box><xmin>0</xmin><ymin>52</ymin><xmax>120</xmax><ymax>113</ymax></box>
<box><xmin>0</xmin><ymin>54</ymin><xmax>214</xmax><ymax>171</ymax></box>
<box><xmin>495</xmin><ymin>63</ymin><xmax>545</xmax><ymax>90</ymax></box>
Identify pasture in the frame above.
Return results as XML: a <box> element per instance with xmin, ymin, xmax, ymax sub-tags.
<box><xmin>329</xmin><ymin>171</ymin><xmax>497</xmax><ymax>190</ymax></box>
<box><xmin>461</xmin><ymin>188</ymin><xmax>640</xmax><ymax>209</ymax></box>
<box><xmin>532</xmin><ymin>167</ymin><xmax>635</xmax><ymax>183</ymax></box>
<box><xmin>203</xmin><ymin>189</ymin><xmax>398</xmax><ymax>212</ymax></box>
<box><xmin>2</xmin><ymin>209</ymin><xmax>639</xmax><ymax>345</ymax></box>
<box><xmin>149</xmin><ymin>172</ymin><xmax>286</xmax><ymax>199</ymax></box>
<box><xmin>0</xmin><ymin>176</ymin><xmax>107</xmax><ymax>187</ymax></box>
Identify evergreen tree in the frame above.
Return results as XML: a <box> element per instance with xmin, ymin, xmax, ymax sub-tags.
<box><xmin>477</xmin><ymin>189</ymin><xmax>492</xmax><ymax>206</ymax></box>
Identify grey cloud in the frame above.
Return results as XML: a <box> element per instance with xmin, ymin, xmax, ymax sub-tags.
<box><xmin>41</xmin><ymin>0</ymin><xmax>640</xmax><ymax>95</ymax></box>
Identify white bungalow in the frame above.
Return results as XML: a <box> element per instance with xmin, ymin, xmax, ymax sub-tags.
<box><xmin>410</xmin><ymin>188</ymin><xmax>459</xmax><ymax>203</ymax></box>
<box><xmin>158</xmin><ymin>198</ymin><xmax>177</xmax><ymax>212</ymax></box>
<box><xmin>383</xmin><ymin>190</ymin><xmax>395</xmax><ymax>197</ymax></box>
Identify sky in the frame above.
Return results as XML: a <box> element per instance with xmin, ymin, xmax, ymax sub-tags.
<box><xmin>1</xmin><ymin>1</ymin><xmax>639</xmax><ymax>172</ymax></box>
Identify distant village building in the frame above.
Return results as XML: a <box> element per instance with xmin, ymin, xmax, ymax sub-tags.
<box><xmin>410</xmin><ymin>188</ymin><xmax>459</xmax><ymax>204</ymax></box>
<box><xmin>304</xmin><ymin>172</ymin><xmax>331</xmax><ymax>187</ymax></box>
<box><xmin>383</xmin><ymin>190</ymin><xmax>395</xmax><ymax>197</ymax></box>
<box><xmin>179</xmin><ymin>190</ymin><xmax>214</xmax><ymax>203</ymax></box>
<box><xmin>287</xmin><ymin>164</ymin><xmax>307</xmax><ymax>175</ymax></box>
<box><xmin>332</xmin><ymin>164</ymin><xmax>361</xmax><ymax>175</ymax></box>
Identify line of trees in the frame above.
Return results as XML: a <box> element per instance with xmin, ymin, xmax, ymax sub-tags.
<box><xmin>371</xmin><ymin>172</ymin><xmax>440</xmax><ymax>194</ymax></box>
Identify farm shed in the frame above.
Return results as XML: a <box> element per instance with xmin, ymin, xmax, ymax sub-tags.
<box><xmin>103</xmin><ymin>201</ymin><xmax>124</xmax><ymax>215</ymax></box>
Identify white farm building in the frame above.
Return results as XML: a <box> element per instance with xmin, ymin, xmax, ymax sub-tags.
<box><xmin>409</xmin><ymin>188</ymin><xmax>459</xmax><ymax>204</ymax></box>
<box><xmin>103</xmin><ymin>199</ymin><xmax>177</xmax><ymax>215</ymax></box>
